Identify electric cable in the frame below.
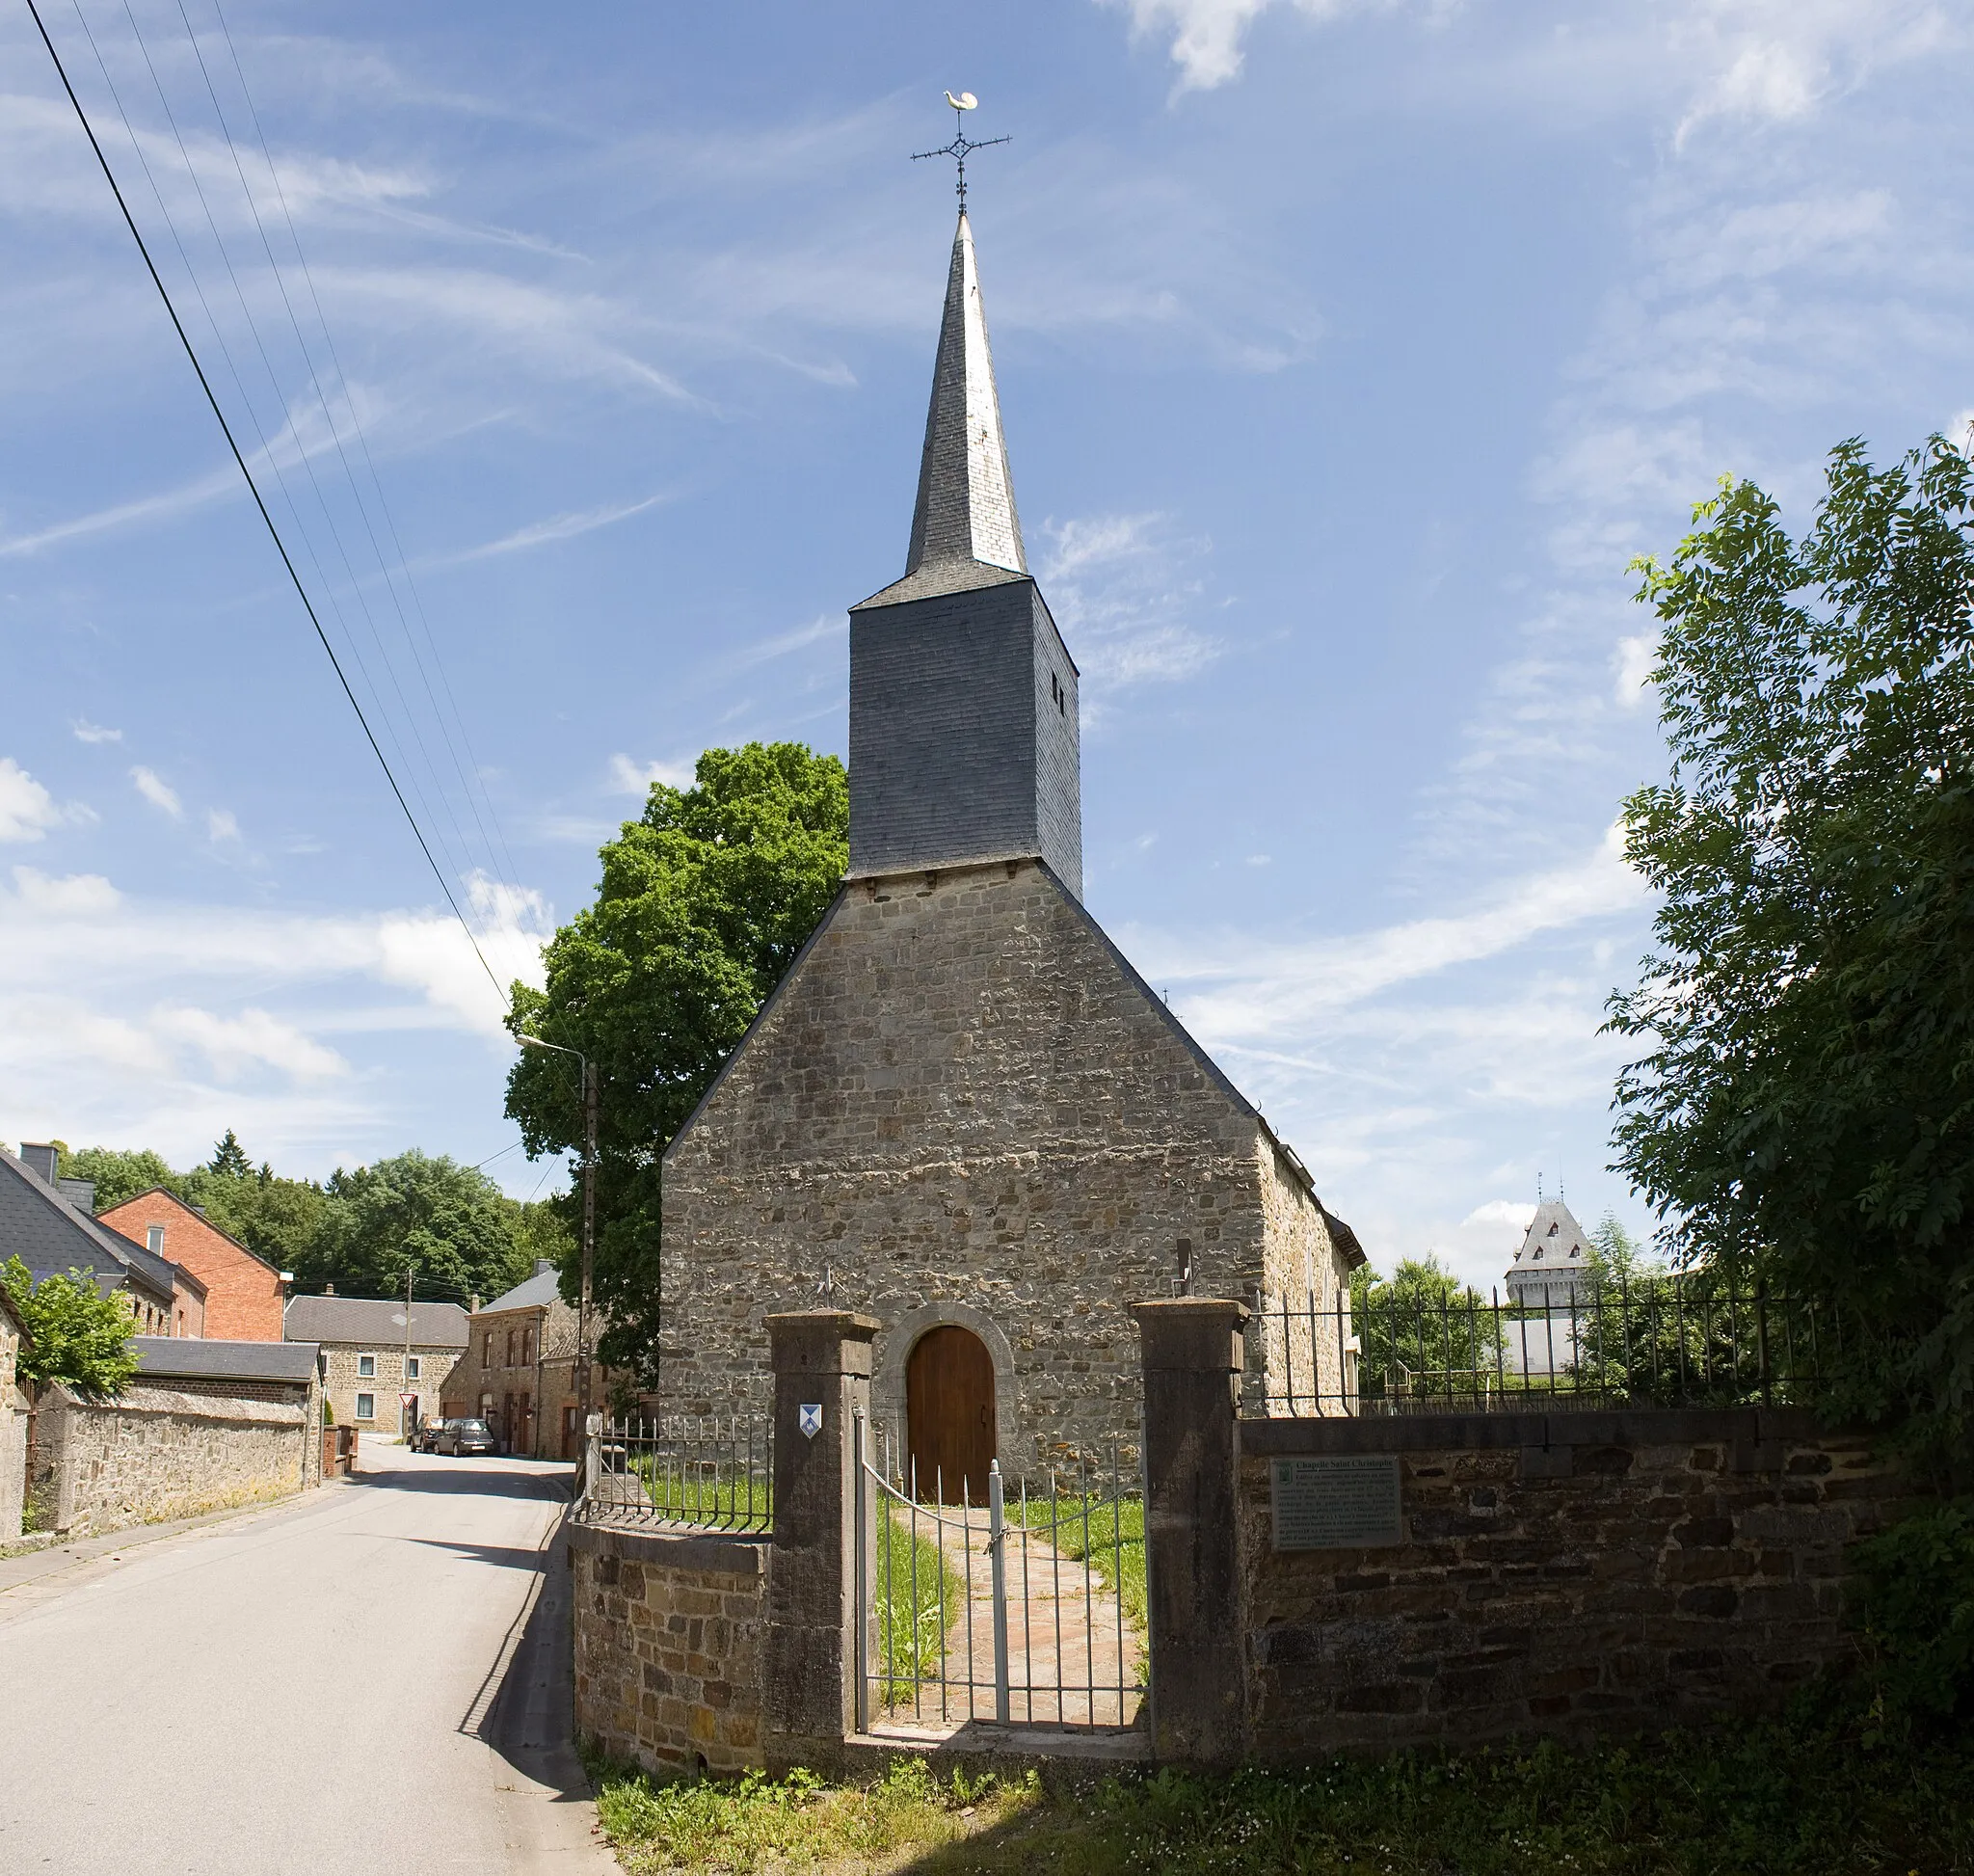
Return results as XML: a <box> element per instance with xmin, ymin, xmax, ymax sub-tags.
<box><xmin>24</xmin><ymin>0</ymin><xmax>507</xmax><ymax>1002</ymax></box>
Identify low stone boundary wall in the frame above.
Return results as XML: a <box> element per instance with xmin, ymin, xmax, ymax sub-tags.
<box><xmin>1238</xmin><ymin>1407</ymin><xmax>1913</xmax><ymax>1756</ymax></box>
<box><xmin>570</xmin><ymin>1521</ymin><xmax>768</xmax><ymax>1776</ymax></box>
<box><xmin>27</xmin><ymin>1376</ymin><xmax>318</xmax><ymax>1539</ymax></box>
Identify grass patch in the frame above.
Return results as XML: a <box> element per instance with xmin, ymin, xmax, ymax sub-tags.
<box><xmin>627</xmin><ymin>1459</ymin><xmax>773</xmax><ymax>1530</ymax></box>
<box><xmin>873</xmin><ymin>1510</ymin><xmax>965</xmax><ymax>1697</ymax></box>
<box><xmin>1004</xmin><ymin>1495</ymin><xmax>1146</xmax><ymax>1631</ymax></box>
<box><xmin>587</xmin><ymin>1705</ymin><xmax>1974</xmax><ymax>1874</ymax></box>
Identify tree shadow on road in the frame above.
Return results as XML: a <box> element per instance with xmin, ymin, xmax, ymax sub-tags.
<box><xmin>353</xmin><ymin>1462</ymin><xmax>573</xmax><ymax>1503</ymax></box>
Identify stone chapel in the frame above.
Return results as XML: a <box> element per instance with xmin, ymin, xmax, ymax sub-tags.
<box><xmin>656</xmin><ymin>207</ymin><xmax>1364</xmax><ymax>1489</ymax></box>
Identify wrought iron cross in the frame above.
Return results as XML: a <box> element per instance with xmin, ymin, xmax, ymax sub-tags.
<box><xmin>913</xmin><ymin>91</ymin><xmax>1009</xmax><ymax>211</ymax></box>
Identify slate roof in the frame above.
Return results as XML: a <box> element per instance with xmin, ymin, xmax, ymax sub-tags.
<box><xmin>282</xmin><ymin>1295</ymin><xmax>468</xmax><ymax>1349</ymax></box>
<box><xmin>132</xmin><ymin>1336</ymin><xmax>318</xmax><ymax>1384</ymax></box>
<box><xmin>0</xmin><ymin>1144</ymin><xmax>178</xmax><ymax>1307</ymax></box>
<box><xmin>857</xmin><ymin>211</ymin><xmax>1028</xmax><ymax>611</ymax></box>
<box><xmin>1507</xmin><ymin>1198</ymin><xmax>1592</xmax><ymax>1298</ymax></box>
<box><xmin>476</xmin><ymin>1265</ymin><xmax>562</xmax><ymax>1316</ymax></box>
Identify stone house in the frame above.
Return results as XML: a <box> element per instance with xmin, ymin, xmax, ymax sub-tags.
<box><xmin>282</xmin><ymin>1293</ymin><xmax>467</xmax><ymax>1437</ymax></box>
<box><xmin>443</xmin><ymin>1262</ymin><xmax>602</xmax><ymax>1460</ymax></box>
<box><xmin>1505</xmin><ymin>1195</ymin><xmax>1594</xmax><ymax>1378</ymax></box>
<box><xmin>657</xmin><ymin>210</ymin><xmax>1365</xmax><ymax>1492</ymax></box>
<box><xmin>2</xmin><ymin>1284</ymin><xmax>30</xmax><ymax>1539</ymax></box>
<box><xmin>1</xmin><ymin>1143</ymin><xmax>189</xmax><ymax>1336</ymax></box>
<box><xmin>95</xmin><ymin>1189</ymin><xmax>288</xmax><ymax>1340</ymax></box>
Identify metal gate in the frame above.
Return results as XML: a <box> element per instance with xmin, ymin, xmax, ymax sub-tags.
<box><xmin>852</xmin><ymin>1410</ymin><xmax>1146</xmax><ymax>1734</ymax></box>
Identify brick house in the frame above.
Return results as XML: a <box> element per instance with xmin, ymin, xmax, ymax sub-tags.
<box><xmin>95</xmin><ymin>1190</ymin><xmax>287</xmax><ymax>1341</ymax></box>
<box><xmin>1</xmin><ymin>1143</ymin><xmax>186</xmax><ymax>1336</ymax></box>
<box><xmin>2</xmin><ymin>1285</ymin><xmax>30</xmax><ymax>1539</ymax></box>
<box><xmin>282</xmin><ymin>1293</ymin><xmax>467</xmax><ymax>1437</ymax></box>
<box><xmin>442</xmin><ymin>1262</ymin><xmax>602</xmax><ymax>1461</ymax></box>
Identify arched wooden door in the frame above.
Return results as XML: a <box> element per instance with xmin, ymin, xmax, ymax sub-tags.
<box><xmin>906</xmin><ymin>1325</ymin><xmax>996</xmax><ymax>1505</ymax></box>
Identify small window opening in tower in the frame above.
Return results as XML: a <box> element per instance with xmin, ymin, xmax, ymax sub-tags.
<box><xmin>1176</xmin><ymin>1236</ymin><xmax>1193</xmax><ymax>1295</ymax></box>
<box><xmin>1547</xmin><ymin>1221</ymin><xmax>1560</xmax><ymax>1236</ymax></box>
<box><xmin>1533</xmin><ymin>1246</ymin><xmax>1544</xmax><ymax>1260</ymax></box>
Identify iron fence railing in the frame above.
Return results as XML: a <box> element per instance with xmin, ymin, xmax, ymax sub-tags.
<box><xmin>1254</xmin><ymin>1280</ymin><xmax>1836</xmax><ymax>1418</ymax></box>
<box><xmin>576</xmin><ymin>1414</ymin><xmax>773</xmax><ymax>1531</ymax></box>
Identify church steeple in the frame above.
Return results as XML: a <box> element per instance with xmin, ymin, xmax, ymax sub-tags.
<box><xmin>847</xmin><ymin>201</ymin><xmax>1082</xmax><ymax>899</ymax></box>
<box><xmin>864</xmin><ymin>212</ymin><xmax>1028</xmax><ymax>607</ymax></box>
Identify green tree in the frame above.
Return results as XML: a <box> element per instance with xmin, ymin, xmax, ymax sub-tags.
<box><xmin>1</xmin><ymin>1256</ymin><xmax>138</xmax><ymax>1399</ymax></box>
<box><xmin>59</xmin><ymin>1144</ymin><xmax>183</xmax><ymax>1211</ymax></box>
<box><xmin>504</xmin><ymin>742</ymin><xmax>850</xmax><ymax>1380</ymax></box>
<box><xmin>206</xmin><ymin>1129</ymin><xmax>253</xmax><ymax>1179</ymax></box>
<box><xmin>300</xmin><ymin>1150</ymin><xmax>530</xmax><ymax>1305</ymax></box>
<box><xmin>1609</xmin><ymin>436</ymin><xmax>1974</xmax><ymax>1439</ymax></box>
<box><xmin>1351</xmin><ymin>1257</ymin><xmax>1505</xmax><ymax>1405</ymax></box>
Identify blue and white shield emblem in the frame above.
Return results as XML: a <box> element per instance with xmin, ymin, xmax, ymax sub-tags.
<box><xmin>798</xmin><ymin>1403</ymin><xmax>823</xmax><ymax>1439</ymax></box>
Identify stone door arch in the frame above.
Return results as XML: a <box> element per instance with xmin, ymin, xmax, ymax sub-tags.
<box><xmin>906</xmin><ymin>1325</ymin><xmax>996</xmax><ymax>1504</ymax></box>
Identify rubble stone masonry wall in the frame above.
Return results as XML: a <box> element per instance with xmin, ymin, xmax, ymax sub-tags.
<box><xmin>661</xmin><ymin>859</ymin><xmax>1350</xmax><ymax>1475</ymax></box>
<box><xmin>27</xmin><ymin>1373</ymin><xmax>320</xmax><ymax>1539</ymax></box>
<box><xmin>1238</xmin><ymin>1408</ymin><xmax>1920</xmax><ymax>1757</ymax></box>
<box><xmin>570</xmin><ymin>1522</ymin><xmax>766</xmax><ymax>1775</ymax></box>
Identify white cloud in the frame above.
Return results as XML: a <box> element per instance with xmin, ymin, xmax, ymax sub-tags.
<box><xmin>0</xmin><ymin>758</ymin><xmax>64</xmax><ymax>843</ymax></box>
<box><xmin>1110</xmin><ymin>0</ymin><xmax>1389</xmax><ymax>93</ymax></box>
<box><xmin>1462</xmin><ymin>1198</ymin><xmax>1537</xmax><ymax>1234</ymax></box>
<box><xmin>1614</xmin><ymin>632</ymin><xmax>1658</xmax><ymax>709</ymax></box>
<box><xmin>130</xmin><ymin>766</ymin><xmax>183</xmax><ymax>818</ymax></box>
<box><xmin>425</xmin><ymin>492</ymin><xmax>674</xmax><ymax>567</ymax></box>
<box><xmin>71</xmin><ymin>720</ymin><xmax>122</xmax><ymax>745</ymax></box>
<box><xmin>608</xmin><ymin>752</ymin><xmax>695</xmax><ymax>795</ymax></box>
<box><xmin>1039</xmin><ymin>513</ymin><xmax>1220</xmax><ymax>693</ymax></box>
<box><xmin>207</xmin><ymin>809</ymin><xmax>241</xmax><ymax>843</ymax></box>
<box><xmin>11</xmin><ymin>867</ymin><xmax>120</xmax><ymax>914</ymax></box>
<box><xmin>151</xmin><ymin>1005</ymin><xmax>350</xmax><ymax>1084</ymax></box>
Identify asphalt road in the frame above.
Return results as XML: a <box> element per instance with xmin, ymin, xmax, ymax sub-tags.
<box><xmin>0</xmin><ymin>1446</ymin><xmax>614</xmax><ymax>1876</ymax></box>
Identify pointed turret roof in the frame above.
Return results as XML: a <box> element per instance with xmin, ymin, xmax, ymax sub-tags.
<box><xmin>856</xmin><ymin>211</ymin><xmax>1028</xmax><ymax>609</ymax></box>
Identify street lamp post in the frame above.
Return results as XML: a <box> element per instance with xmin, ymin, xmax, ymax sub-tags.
<box><xmin>518</xmin><ymin>1033</ymin><xmax>599</xmax><ymax>1436</ymax></box>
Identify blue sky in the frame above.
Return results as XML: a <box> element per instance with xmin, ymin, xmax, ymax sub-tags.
<box><xmin>2</xmin><ymin>1</ymin><xmax>1968</xmax><ymax>1290</ymax></box>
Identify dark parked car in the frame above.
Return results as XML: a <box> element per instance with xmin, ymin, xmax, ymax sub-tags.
<box><xmin>411</xmin><ymin>1417</ymin><xmax>452</xmax><ymax>1454</ymax></box>
<box><xmin>437</xmin><ymin>1417</ymin><xmax>497</xmax><ymax>1457</ymax></box>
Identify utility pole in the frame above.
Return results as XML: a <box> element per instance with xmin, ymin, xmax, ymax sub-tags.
<box><xmin>580</xmin><ymin>1056</ymin><xmax>599</xmax><ymax>1430</ymax></box>
<box><xmin>402</xmin><ymin>1263</ymin><xmax>414</xmax><ymax>1441</ymax></box>
<box><xmin>518</xmin><ymin>1032</ymin><xmax>600</xmax><ymax>1441</ymax></box>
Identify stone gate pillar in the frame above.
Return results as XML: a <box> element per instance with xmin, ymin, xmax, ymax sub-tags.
<box><xmin>1135</xmin><ymin>1298</ymin><xmax>1250</xmax><ymax>1765</ymax></box>
<box><xmin>762</xmin><ymin>1309</ymin><xmax>879</xmax><ymax>1766</ymax></box>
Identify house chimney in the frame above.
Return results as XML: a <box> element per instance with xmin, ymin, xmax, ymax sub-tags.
<box><xmin>59</xmin><ymin>1178</ymin><xmax>96</xmax><ymax>1212</ymax></box>
<box><xmin>324</xmin><ymin>1282</ymin><xmax>335</xmax><ymax>1297</ymax></box>
<box><xmin>19</xmin><ymin>1142</ymin><xmax>59</xmax><ymax>1186</ymax></box>
<box><xmin>534</xmin><ymin>1258</ymin><xmax>553</xmax><ymax>1278</ymax></box>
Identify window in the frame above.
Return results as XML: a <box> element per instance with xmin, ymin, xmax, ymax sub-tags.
<box><xmin>355</xmin><ymin>1392</ymin><xmax>376</xmax><ymax>1421</ymax></box>
<box><xmin>357</xmin><ymin>1353</ymin><xmax>377</xmax><ymax>1379</ymax></box>
<box><xmin>406</xmin><ymin>1355</ymin><xmax>421</xmax><ymax>1380</ymax></box>
<box><xmin>522</xmin><ymin>1327</ymin><xmax>535</xmax><ymax>1364</ymax></box>
<box><xmin>505</xmin><ymin>1329</ymin><xmax>517</xmax><ymax>1368</ymax></box>
<box><xmin>483</xmin><ymin>1332</ymin><xmax>492</xmax><ymax>1365</ymax></box>
<box><xmin>147</xmin><ymin>1224</ymin><xmax>165</xmax><ymax>1254</ymax></box>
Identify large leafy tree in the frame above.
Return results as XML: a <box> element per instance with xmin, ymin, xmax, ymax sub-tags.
<box><xmin>1609</xmin><ymin>436</ymin><xmax>1974</xmax><ymax>1434</ymax></box>
<box><xmin>504</xmin><ymin>742</ymin><xmax>850</xmax><ymax>1380</ymax></box>
<box><xmin>299</xmin><ymin>1150</ymin><xmax>533</xmax><ymax>1306</ymax></box>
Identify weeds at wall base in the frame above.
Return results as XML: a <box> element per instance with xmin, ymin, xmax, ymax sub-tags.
<box><xmin>582</xmin><ymin>1697</ymin><xmax>1974</xmax><ymax>1875</ymax></box>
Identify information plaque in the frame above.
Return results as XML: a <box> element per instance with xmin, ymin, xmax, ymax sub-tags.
<box><xmin>1270</xmin><ymin>1455</ymin><xmax>1402</xmax><ymax>1550</ymax></box>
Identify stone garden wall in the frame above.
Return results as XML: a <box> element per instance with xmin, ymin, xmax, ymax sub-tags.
<box><xmin>1236</xmin><ymin>1407</ymin><xmax>1916</xmax><ymax>1757</ymax></box>
<box><xmin>569</xmin><ymin>1521</ymin><xmax>768</xmax><ymax>1776</ymax></box>
<box><xmin>27</xmin><ymin>1373</ymin><xmax>319</xmax><ymax>1538</ymax></box>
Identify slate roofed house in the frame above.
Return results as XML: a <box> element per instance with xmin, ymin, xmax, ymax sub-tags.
<box><xmin>0</xmin><ymin>1142</ymin><xmax>195</xmax><ymax>1336</ymax></box>
<box><xmin>283</xmin><ymin>1292</ymin><xmax>468</xmax><ymax>1439</ymax></box>
<box><xmin>96</xmin><ymin>1188</ymin><xmax>288</xmax><ymax>1341</ymax></box>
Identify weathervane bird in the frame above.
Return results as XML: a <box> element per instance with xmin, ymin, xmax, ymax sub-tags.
<box><xmin>914</xmin><ymin>90</ymin><xmax>1009</xmax><ymax>210</ymax></box>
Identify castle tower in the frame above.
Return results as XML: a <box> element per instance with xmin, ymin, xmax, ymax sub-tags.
<box><xmin>848</xmin><ymin>212</ymin><xmax>1082</xmax><ymax>897</ymax></box>
<box><xmin>656</xmin><ymin>204</ymin><xmax>1361</xmax><ymax>1485</ymax></box>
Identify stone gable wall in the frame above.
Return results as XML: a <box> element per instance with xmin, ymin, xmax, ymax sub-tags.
<box><xmin>26</xmin><ymin>1373</ymin><xmax>321</xmax><ymax>1539</ymax></box>
<box><xmin>318</xmin><ymin>1341</ymin><xmax>462</xmax><ymax>1436</ymax></box>
<box><xmin>570</xmin><ymin>1522</ymin><xmax>766</xmax><ymax>1775</ymax></box>
<box><xmin>1238</xmin><ymin>1409</ymin><xmax>1916</xmax><ymax>1757</ymax></box>
<box><xmin>661</xmin><ymin>858</ymin><xmax>1348</xmax><ymax>1475</ymax></box>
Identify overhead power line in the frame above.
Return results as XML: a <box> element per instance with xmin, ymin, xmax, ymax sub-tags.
<box><xmin>24</xmin><ymin>0</ymin><xmax>507</xmax><ymax>1004</ymax></box>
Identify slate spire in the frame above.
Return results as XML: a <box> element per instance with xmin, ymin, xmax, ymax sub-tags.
<box><xmin>865</xmin><ymin>212</ymin><xmax>1026</xmax><ymax>606</ymax></box>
